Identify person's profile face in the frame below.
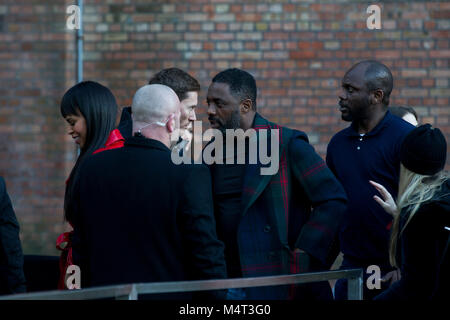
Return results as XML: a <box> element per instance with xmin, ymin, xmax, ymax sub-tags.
<box><xmin>402</xmin><ymin>113</ymin><xmax>418</xmax><ymax>126</ymax></box>
<box><xmin>180</xmin><ymin>91</ymin><xmax>198</xmax><ymax>133</ymax></box>
<box><xmin>65</xmin><ymin>111</ymin><xmax>87</xmax><ymax>149</ymax></box>
<box><xmin>338</xmin><ymin>65</ymin><xmax>371</xmax><ymax>122</ymax></box>
<box><xmin>206</xmin><ymin>82</ymin><xmax>242</xmax><ymax>132</ymax></box>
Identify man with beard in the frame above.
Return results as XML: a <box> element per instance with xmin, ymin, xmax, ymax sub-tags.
<box><xmin>326</xmin><ymin>60</ymin><xmax>415</xmax><ymax>300</ymax></box>
<box><xmin>206</xmin><ymin>68</ymin><xmax>347</xmax><ymax>300</ymax></box>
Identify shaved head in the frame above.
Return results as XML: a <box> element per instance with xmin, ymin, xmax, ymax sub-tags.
<box><xmin>348</xmin><ymin>60</ymin><xmax>393</xmax><ymax>106</ymax></box>
<box><xmin>132</xmin><ymin>84</ymin><xmax>180</xmax><ymax>124</ymax></box>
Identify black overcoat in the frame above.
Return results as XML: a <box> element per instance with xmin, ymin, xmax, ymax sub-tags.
<box><xmin>0</xmin><ymin>177</ymin><xmax>26</xmax><ymax>295</ymax></box>
<box><xmin>71</xmin><ymin>137</ymin><xmax>227</xmax><ymax>294</ymax></box>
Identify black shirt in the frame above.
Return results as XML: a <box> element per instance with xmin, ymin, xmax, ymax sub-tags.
<box><xmin>211</xmin><ymin>140</ymin><xmax>249</xmax><ymax>278</ymax></box>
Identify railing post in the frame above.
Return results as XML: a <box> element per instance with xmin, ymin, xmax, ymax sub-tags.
<box><xmin>347</xmin><ymin>269</ymin><xmax>363</xmax><ymax>300</ymax></box>
<box><xmin>116</xmin><ymin>284</ymin><xmax>138</xmax><ymax>300</ymax></box>
<box><xmin>128</xmin><ymin>284</ymin><xmax>138</xmax><ymax>300</ymax></box>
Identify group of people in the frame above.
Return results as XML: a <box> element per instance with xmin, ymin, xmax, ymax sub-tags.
<box><xmin>0</xmin><ymin>60</ymin><xmax>448</xmax><ymax>300</ymax></box>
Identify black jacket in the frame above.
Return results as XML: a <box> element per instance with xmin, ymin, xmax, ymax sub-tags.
<box><xmin>0</xmin><ymin>177</ymin><xmax>26</xmax><ymax>295</ymax></box>
<box><xmin>375</xmin><ymin>178</ymin><xmax>450</xmax><ymax>300</ymax></box>
<box><xmin>71</xmin><ymin>137</ymin><xmax>227</xmax><ymax>295</ymax></box>
<box><xmin>117</xmin><ymin>106</ymin><xmax>132</xmax><ymax>139</ymax></box>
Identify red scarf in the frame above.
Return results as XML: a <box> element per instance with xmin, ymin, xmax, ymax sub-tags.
<box><xmin>56</xmin><ymin>224</ymin><xmax>74</xmax><ymax>290</ymax></box>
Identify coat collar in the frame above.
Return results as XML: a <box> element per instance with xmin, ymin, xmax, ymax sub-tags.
<box><xmin>346</xmin><ymin>110</ymin><xmax>393</xmax><ymax>137</ymax></box>
<box><xmin>124</xmin><ymin>136</ymin><xmax>170</xmax><ymax>152</ymax></box>
<box><xmin>241</xmin><ymin>113</ymin><xmax>286</xmax><ymax>215</ymax></box>
<box><xmin>105</xmin><ymin>129</ymin><xmax>124</xmax><ymax>146</ymax></box>
<box><xmin>252</xmin><ymin>112</ymin><xmax>271</xmax><ymax>130</ymax></box>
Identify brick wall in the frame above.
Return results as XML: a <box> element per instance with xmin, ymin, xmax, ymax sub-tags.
<box><xmin>1</xmin><ymin>0</ymin><xmax>449</xmax><ymax>254</ymax></box>
<box><xmin>0</xmin><ymin>0</ymin><xmax>76</xmax><ymax>255</ymax></box>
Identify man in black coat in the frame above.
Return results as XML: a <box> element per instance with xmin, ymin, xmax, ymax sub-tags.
<box><xmin>0</xmin><ymin>177</ymin><xmax>26</xmax><ymax>295</ymax></box>
<box><xmin>71</xmin><ymin>84</ymin><xmax>226</xmax><ymax>298</ymax></box>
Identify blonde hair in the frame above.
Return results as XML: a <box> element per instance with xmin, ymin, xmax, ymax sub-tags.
<box><xmin>389</xmin><ymin>164</ymin><xmax>449</xmax><ymax>267</ymax></box>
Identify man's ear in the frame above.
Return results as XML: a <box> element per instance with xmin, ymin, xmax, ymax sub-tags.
<box><xmin>240</xmin><ymin>99</ymin><xmax>253</xmax><ymax>114</ymax></box>
<box><xmin>166</xmin><ymin>113</ymin><xmax>175</xmax><ymax>133</ymax></box>
<box><xmin>370</xmin><ymin>89</ymin><xmax>384</xmax><ymax>105</ymax></box>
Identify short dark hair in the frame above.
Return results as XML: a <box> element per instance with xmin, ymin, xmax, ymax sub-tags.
<box><xmin>212</xmin><ymin>68</ymin><xmax>257</xmax><ymax>110</ymax></box>
<box><xmin>148</xmin><ymin>68</ymin><xmax>200</xmax><ymax>101</ymax></box>
<box><xmin>389</xmin><ymin>106</ymin><xmax>418</xmax><ymax>120</ymax></box>
<box><xmin>360</xmin><ymin>60</ymin><xmax>393</xmax><ymax>106</ymax></box>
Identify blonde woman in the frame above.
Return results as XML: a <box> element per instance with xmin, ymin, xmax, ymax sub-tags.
<box><xmin>370</xmin><ymin>124</ymin><xmax>449</xmax><ymax>300</ymax></box>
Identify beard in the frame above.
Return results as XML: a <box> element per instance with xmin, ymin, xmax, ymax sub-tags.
<box><xmin>211</xmin><ymin>109</ymin><xmax>241</xmax><ymax>134</ymax></box>
<box><xmin>339</xmin><ymin>102</ymin><xmax>353</xmax><ymax>122</ymax></box>
<box><xmin>341</xmin><ymin>109</ymin><xmax>353</xmax><ymax>122</ymax></box>
<box><xmin>340</xmin><ymin>97</ymin><xmax>370</xmax><ymax>123</ymax></box>
<box><xmin>224</xmin><ymin>109</ymin><xmax>241</xmax><ymax>130</ymax></box>
<box><xmin>341</xmin><ymin>110</ymin><xmax>354</xmax><ymax>122</ymax></box>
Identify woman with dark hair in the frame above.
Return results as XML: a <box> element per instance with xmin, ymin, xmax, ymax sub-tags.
<box><xmin>56</xmin><ymin>81</ymin><xmax>119</xmax><ymax>289</ymax></box>
<box><xmin>370</xmin><ymin>124</ymin><xmax>449</xmax><ymax>300</ymax></box>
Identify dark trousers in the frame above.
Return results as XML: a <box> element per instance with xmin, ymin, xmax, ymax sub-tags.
<box><xmin>23</xmin><ymin>255</ymin><xmax>59</xmax><ymax>292</ymax></box>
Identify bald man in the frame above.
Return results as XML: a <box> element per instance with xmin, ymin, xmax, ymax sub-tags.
<box><xmin>70</xmin><ymin>84</ymin><xmax>226</xmax><ymax>296</ymax></box>
<box><xmin>132</xmin><ymin>84</ymin><xmax>182</xmax><ymax>148</ymax></box>
<box><xmin>326</xmin><ymin>60</ymin><xmax>415</xmax><ymax>300</ymax></box>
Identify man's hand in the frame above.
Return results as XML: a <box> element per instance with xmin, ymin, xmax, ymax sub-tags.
<box><xmin>369</xmin><ymin>180</ymin><xmax>397</xmax><ymax>216</ymax></box>
<box><xmin>180</xmin><ymin>129</ymin><xmax>193</xmax><ymax>152</ymax></box>
<box><xmin>381</xmin><ymin>269</ymin><xmax>401</xmax><ymax>286</ymax></box>
<box><xmin>180</xmin><ymin>129</ymin><xmax>192</xmax><ymax>144</ymax></box>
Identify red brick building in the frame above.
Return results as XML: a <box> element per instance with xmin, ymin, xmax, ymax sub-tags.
<box><xmin>0</xmin><ymin>0</ymin><xmax>449</xmax><ymax>254</ymax></box>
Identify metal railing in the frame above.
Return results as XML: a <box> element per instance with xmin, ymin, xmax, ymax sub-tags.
<box><xmin>0</xmin><ymin>269</ymin><xmax>363</xmax><ymax>300</ymax></box>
